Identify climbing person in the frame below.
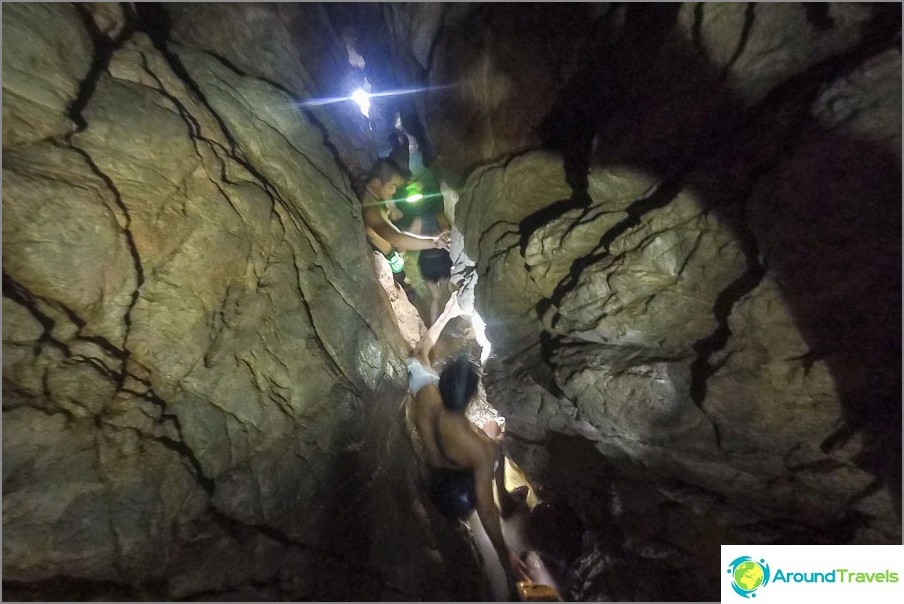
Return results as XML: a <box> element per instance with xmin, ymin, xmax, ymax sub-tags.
<box><xmin>386</xmin><ymin>126</ymin><xmax>454</xmax><ymax>325</ymax></box>
<box><xmin>358</xmin><ymin>158</ymin><xmax>450</xmax><ymax>301</ymax></box>
<box><xmin>406</xmin><ymin>291</ymin><xmax>531</xmax><ymax>596</ymax></box>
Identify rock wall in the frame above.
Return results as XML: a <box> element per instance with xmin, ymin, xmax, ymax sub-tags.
<box><xmin>390</xmin><ymin>3</ymin><xmax>901</xmax><ymax>600</ymax></box>
<box><xmin>3</xmin><ymin>3</ymin><xmax>484</xmax><ymax>600</ymax></box>
<box><xmin>4</xmin><ymin>3</ymin><xmax>901</xmax><ymax>601</ymax></box>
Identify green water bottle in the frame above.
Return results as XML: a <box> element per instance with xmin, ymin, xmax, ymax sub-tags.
<box><xmin>386</xmin><ymin>250</ymin><xmax>405</xmax><ymax>274</ymax></box>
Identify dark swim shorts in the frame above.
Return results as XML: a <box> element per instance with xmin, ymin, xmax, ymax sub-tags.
<box><xmin>428</xmin><ymin>468</ymin><xmax>476</xmax><ymax>519</ymax></box>
<box><xmin>418</xmin><ymin>248</ymin><xmax>453</xmax><ymax>282</ymax></box>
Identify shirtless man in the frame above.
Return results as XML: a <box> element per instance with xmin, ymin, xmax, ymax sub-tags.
<box><xmin>406</xmin><ymin>293</ymin><xmax>530</xmax><ymax>595</ymax></box>
<box><xmin>360</xmin><ymin>158</ymin><xmax>450</xmax><ymax>255</ymax></box>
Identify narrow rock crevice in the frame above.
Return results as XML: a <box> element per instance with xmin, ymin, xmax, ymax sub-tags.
<box><xmin>687</xmin><ymin>254</ymin><xmax>765</xmax><ymax>408</ymax></box>
<box><xmin>67</xmin><ymin>3</ymin><xmax>137</xmax><ymax>132</ymax></box>
<box><xmin>136</xmin><ymin>50</ymin><xmax>250</xmax><ymax>224</ymax></box>
<box><xmin>535</xmin><ymin>178</ymin><xmax>684</xmax><ymax>330</ymax></box>
<box><xmin>139</xmin><ymin>389</ymin><xmax>217</xmax><ymax>496</ymax></box>
<box><xmin>2</xmin><ymin>271</ymin><xmax>71</xmax><ymax>357</ymax></box>
<box><xmin>3</xmin><ymin>3</ymin><xmax>900</xmax><ymax>600</ymax></box>
<box><xmin>138</xmin><ymin>3</ymin><xmax>346</xmax><ymax>261</ymax></box>
<box><xmin>137</xmin><ymin>7</ymin><xmax>281</xmax><ymax>197</ymax></box>
<box><xmin>289</xmin><ymin>256</ymin><xmax>351</xmax><ymax>383</ymax></box>
<box><xmin>246</xmin><ymin>110</ymin><xmax>350</xmax><ymax>198</ymax></box>
<box><xmin>719</xmin><ymin>3</ymin><xmax>757</xmax><ymax>83</ymax></box>
<box><xmin>62</xmin><ymin>143</ymin><xmax>145</xmax><ymax>357</ymax></box>
<box><xmin>2</xmin><ymin>272</ymin><xmax>126</xmax><ymax>387</ymax></box>
<box><xmin>171</xmin><ymin>39</ymin><xmax>356</xmax><ymax>185</ymax></box>
<box><xmin>691</xmin><ymin>3</ymin><xmax>706</xmax><ymax>56</ymax></box>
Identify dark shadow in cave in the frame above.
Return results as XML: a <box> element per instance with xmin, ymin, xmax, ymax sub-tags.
<box><xmin>535</xmin><ymin>433</ymin><xmax>710</xmax><ymax>601</ymax></box>
<box><xmin>517</xmin><ymin>0</ymin><xmax>901</xmax><ymax>539</ymax></box>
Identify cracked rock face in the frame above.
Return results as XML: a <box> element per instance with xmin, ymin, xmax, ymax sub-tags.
<box><xmin>3</xmin><ymin>3</ymin><xmax>901</xmax><ymax>602</ymax></box>
<box><xmin>3</xmin><ymin>4</ymin><xmax>484</xmax><ymax>601</ymax></box>
<box><xmin>1</xmin><ymin>3</ymin><xmax>93</xmax><ymax>145</ymax></box>
<box><xmin>417</xmin><ymin>3</ymin><xmax>900</xmax><ymax>601</ymax></box>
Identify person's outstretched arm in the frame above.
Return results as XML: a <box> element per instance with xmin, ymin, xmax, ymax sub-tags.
<box><xmin>471</xmin><ymin>445</ymin><xmax>531</xmax><ymax>593</ymax></box>
<box><xmin>494</xmin><ymin>450</ymin><xmax>513</xmax><ymax>517</ymax></box>
<box><xmin>364</xmin><ymin>206</ymin><xmax>450</xmax><ymax>251</ymax></box>
<box><xmin>412</xmin><ymin>291</ymin><xmax>464</xmax><ymax>368</ymax></box>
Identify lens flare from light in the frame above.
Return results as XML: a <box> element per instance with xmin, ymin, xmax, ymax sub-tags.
<box><xmin>351</xmin><ymin>88</ymin><xmax>370</xmax><ymax>117</ymax></box>
<box><xmin>405</xmin><ymin>193</ymin><xmax>424</xmax><ymax>203</ymax></box>
<box><xmin>295</xmin><ymin>84</ymin><xmax>454</xmax><ymax>114</ymax></box>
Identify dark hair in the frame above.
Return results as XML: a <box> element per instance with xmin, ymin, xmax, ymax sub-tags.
<box><xmin>366</xmin><ymin>158</ymin><xmax>406</xmax><ymax>185</ymax></box>
<box><xmin>438</xmin><ymin>355</ymin><xmax>480</xmax><ymax>412</ymax></box>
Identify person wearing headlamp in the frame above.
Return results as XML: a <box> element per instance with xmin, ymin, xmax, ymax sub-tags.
<box><xmin>359</xmin><ymin>159</ymin><xmax>450</xmax><ymax>301</ymax></box>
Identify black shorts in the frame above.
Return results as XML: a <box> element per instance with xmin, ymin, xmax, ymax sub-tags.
<box><xmin>418</xmin><ymin>249</ymin><xmax>452</xmax><ymax>282</ymax></box>
<box><xmin>428</xmin><ymin>468</ymin><xmax>476</xmax><ymax>519</ymax></box>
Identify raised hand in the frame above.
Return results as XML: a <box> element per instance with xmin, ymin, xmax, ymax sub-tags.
<box><xmin>433</xmin><ymin>231</ymin><xmax>451</xmax><ymax>251</ymax></box>
<box><xmin>508</xmin><ymin>550</ymin><xmax>532</xmax><ymax>581</ymax></box>
<box><xmin>442</xmin><ymin>290</ymin><xmax>465</xmax><ymax>319</ymax></box>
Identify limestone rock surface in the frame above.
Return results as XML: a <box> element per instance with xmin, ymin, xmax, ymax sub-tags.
<box><xmin>2</xmin><ymin>4</ymin><xmax>485</xmax><ymax>600</ymax></box>
<box><xmin>441</xmin><ymin>4</ymin><xmax>900</xmax><ymax>600</ymax></box>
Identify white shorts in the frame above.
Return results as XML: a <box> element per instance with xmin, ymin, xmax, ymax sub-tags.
<box><xmin>407</xmin><ymin>357</ymin><xmax>439</xmax><ymax>394</ymax></box>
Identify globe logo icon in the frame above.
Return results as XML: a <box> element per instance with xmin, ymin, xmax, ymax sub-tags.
<box><xmin>727</xmin><ymin>556</ymin><xmax>771</xmax><ymax>598</ymax></box>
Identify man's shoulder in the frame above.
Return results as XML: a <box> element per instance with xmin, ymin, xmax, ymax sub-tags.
<box><xmin>459</xmin><ymin>427</ymin><xmax>498</xmax><ymax>468</ymax></box>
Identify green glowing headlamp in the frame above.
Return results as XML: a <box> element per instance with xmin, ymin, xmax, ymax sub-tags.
<box><xmin>403</xmin><ymin>183</ymin><xmax>423</xmax><ymax>203</ymax></box>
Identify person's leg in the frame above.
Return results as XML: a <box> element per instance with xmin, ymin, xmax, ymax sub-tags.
<box><xmin>397</xmin><ymin>272</ymin><xmax>417</xmax><ymax>303</ymax></box>
<box><xmin>432</xmin><ymin>277</ymin><xmax>453</xmax><ymax>326</ymax></box>
<box><xmin>426</xmin><ymin>280</ymin><xmax>442</xmax><ymax>326</ymax></box>
<box><xmin>382</xmin><ymin>247</ymin><xmax>417</xmax><ymax>303</ymax></box>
